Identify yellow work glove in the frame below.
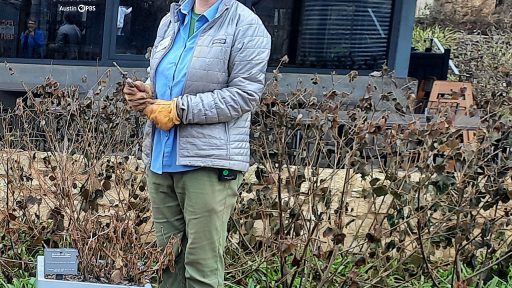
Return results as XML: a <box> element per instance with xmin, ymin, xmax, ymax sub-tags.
<box><xmin>143</xmin><ymin>99</ymin><xmax>181</xmax><ymax>131</ymax></box>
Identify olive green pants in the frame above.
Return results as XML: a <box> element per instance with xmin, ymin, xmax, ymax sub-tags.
<box><xmin>147</xmin><ymin>168</ymin><xmax>241</xmax><ymax>288</ymax></box>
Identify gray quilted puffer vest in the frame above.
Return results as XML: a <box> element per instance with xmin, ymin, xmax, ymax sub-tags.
<box><xmin>142</xmin><ymin>0</ymin><xmax>271</xmax><ymax>172</ymax></box>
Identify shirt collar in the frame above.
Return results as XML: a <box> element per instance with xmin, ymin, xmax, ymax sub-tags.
<box><xmin>177</xmin><ymin>0</ymin><xmax>222</xmax><ymax>23</ymax></box>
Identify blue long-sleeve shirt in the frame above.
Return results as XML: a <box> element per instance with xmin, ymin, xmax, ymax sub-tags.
<box><xmin>150</xmin><ymin>0</ymin><xmax>222</xmax><ymax>174</ymax></box>
<box><xmin>20</xmin><ymin>29</ymin><xmax>45</xmax><ymax>58</ymax></box>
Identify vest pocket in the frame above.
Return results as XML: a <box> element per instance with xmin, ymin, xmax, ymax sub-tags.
<box><xmin>179</xmin><ymin>123</ymin><xmax>229</xmax><ymax>158</ymax></box>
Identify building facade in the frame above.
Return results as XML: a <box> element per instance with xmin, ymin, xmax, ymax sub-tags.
<box><xmin>0</xmin><ymin>0</ymin><xmax>417</xmax><ymax>106</ymax></box>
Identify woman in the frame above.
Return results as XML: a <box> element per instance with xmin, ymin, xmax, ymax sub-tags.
<box><xmin>123</xmin><ymin>0</ymin><xmax>271</xmax><ymax>287</ymax></box>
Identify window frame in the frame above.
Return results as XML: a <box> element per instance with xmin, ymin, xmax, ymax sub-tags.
<box><xmin>0</xmin><ymin>0</ymin><xmax>412</xmax><ymax>74</ymax></box>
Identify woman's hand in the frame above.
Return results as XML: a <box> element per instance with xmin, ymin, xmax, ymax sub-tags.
<box><xmin>143</xmin><ymin>99</ymin><xmax>181</xmax><ymax>131</ymax></box>
<box><xmin>123</xmin><ymin>81</ymin><xmax>155</xmax><ymax>112</ymax></box>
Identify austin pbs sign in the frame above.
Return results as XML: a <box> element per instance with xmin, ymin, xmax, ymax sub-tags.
<box><xmin>58</xmin><ymin>4</ymin><xmax>96</xmax><ymax>13</ymax></box>
<box><xmin>55</xmin><ymin>0</ymin><xmax>98</xmax><ymax>13</ymax></box>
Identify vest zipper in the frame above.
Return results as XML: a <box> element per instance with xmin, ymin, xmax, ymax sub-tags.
<box><xmin>176</xmin><ymin>7</ymin><xmax>231</xmax><ymax>165</ymax></box>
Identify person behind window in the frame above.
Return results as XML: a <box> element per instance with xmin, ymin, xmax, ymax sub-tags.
<box><xmin>54</xmin><ymin>11</ymin><xmax>81</xmax><ymax>59</ymax></box>
<box><xmin>117</xmin><ymin>6</ymin><xmax>132</xmax><ymax>35</ymax></box>
<box><xmin>20</xmin><ymin>17</ymin><xmax>45</xmax><ymax>58</ymax></box>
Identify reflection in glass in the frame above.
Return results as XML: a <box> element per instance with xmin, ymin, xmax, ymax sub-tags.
<box><xmin>0</xmin><ymin>1</ymin><xmax>22</xmax><ymax>58</ymax></box>
<box><xmin>115</xmin><ymin>0</ymin><xmax>174</xmax><ymax>56</ymax></box>
<box><xmin>297</xmin><ymin>0</ymin><xmax>392</xmax><ymax>70</ymax></box>
<box><xmin>52</xmin><ymin>11</ymin><xmax>81</xmax><ymax>59</ymax></box>
<box><xmin>252</xmin><ymin>0</ymin><xmax>293</xmax><ymax>67</ymax></box>
<box><xmin>20</xmin><ymin>16</ymin><xmax>45</xmax><ymax>58</ymax></box>
<box><xmin>249</xmin><ymin>0</ymin><xmax>393</xmax><ymax>70</ymax></box>
<box><xmin>0</xmin><ymin>0</ymin><xmax>105</xmax><ymax>60</ymax></box>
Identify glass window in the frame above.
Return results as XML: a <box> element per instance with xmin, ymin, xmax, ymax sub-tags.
<box><xmin>115</xmin><ymin>0</ymin><xmax>174</xmax><ymax>56</ymax></box>
<box><xmin>251</xmin><ymin>0</ymin><xmax>394</xmax><ymax>70</ymax></box>
<box><xmin>251</xmin><ymin>0</ymin><xmax>294</xmax><ymax>67</ymax></box>
<box><xmin>0</xmin><ymin>0</ymin><xmax>105</xmax><ymax>60</ymax></box>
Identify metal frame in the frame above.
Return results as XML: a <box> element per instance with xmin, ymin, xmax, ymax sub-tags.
<box><xmin>387</xmin><ymin>0</ymin><xmax>417</xmax><ymax>78</ymax></box>
<box><xmin>102</xmin><ymin>0</ymin><xmax>116</xmax><ymax>62</ymax></box>
<box><xmin>431</xmin><ymin>37</ymin><xmax>460</xmax><ymax>75</ymax></box>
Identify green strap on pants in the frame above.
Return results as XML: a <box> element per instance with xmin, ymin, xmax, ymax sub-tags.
<box><xmin>147</xmin><ymin>168</ymin><xmax>241</xmax><ymax>288</ymax></box>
